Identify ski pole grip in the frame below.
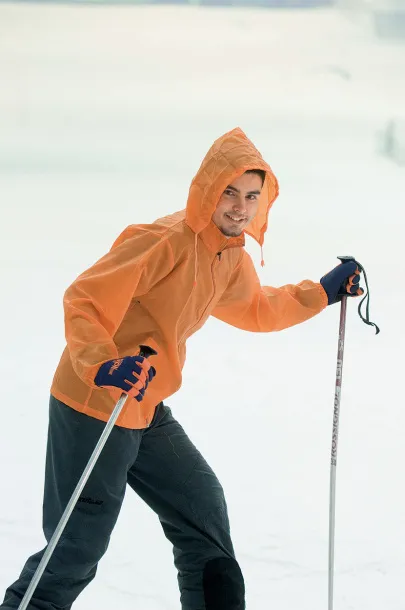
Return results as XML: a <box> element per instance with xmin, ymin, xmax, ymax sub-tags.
<box><xmin>139</xmin><ymin>345</ymin><xmax>158</xmax><ymax>359</ymax></box>
<box><xmin>337</xmin><ymin>255</ymin><xmax>363</xmax><ymax>272</ymax></box>
<box><xmin>337</xmin><ymin>256</ymin><xmax>379</xmax><ymax>334</ymax></box>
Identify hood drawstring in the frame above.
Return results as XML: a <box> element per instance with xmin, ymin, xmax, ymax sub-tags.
<box><xmin>192</xmin><ymin>233</ymin><xmax>265</xmax><ymax>284</ymax></box>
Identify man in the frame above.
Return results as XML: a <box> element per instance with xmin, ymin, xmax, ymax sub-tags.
<box><xmin>1</xmin><ymin>127</ymin><xmax>362</xmax><ymax>610</ymax></box>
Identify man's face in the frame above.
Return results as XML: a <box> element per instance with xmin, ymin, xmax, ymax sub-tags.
<box><xmin>212</xmin><ymin>172</ymin><xmax>263</xmax><ymax>238</ymax></box>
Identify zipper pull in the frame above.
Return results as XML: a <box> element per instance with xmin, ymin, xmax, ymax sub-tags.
<box><xmin>217</xmin><ymin>252</ymin><xmax>222</xmax><ymax>261</ymax></box>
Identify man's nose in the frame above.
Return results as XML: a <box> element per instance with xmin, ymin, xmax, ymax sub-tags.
<box><xmin>232</xmin><ymin>197</ymin><xmax>246</xmax><ymax>213</ymax></box>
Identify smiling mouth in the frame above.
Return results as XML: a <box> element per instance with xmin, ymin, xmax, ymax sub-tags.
<box><xmin>225</xmin><ymin>214</ymin><xmax>246</xmax><ymax>223</ymax></box>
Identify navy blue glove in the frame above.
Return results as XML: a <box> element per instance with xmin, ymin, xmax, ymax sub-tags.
<box><xmin>94</xmin><ymin>356</ymin><xmax>156</xmax><ymax>402</ymax></box>
<box><xmin>320</xmin><ymin>259</ymin><xmax>364</xmax><ymax>305</ymax></box>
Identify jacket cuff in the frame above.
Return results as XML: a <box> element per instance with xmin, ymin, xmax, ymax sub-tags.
<box><xmin>316</xmin><ymin>282</ymin><xmax>329</xmax><ymax>309</ymax></box>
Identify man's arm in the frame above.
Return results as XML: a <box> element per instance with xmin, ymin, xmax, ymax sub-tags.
<box><xmin>63</xmin><ymin>226</ymin><xmax>174</xmax><ymax>387</ymax></box>
<box><xmin>212</xmin><ymin>250</ymin><xmax>328</xmax><ymax>332</ymax></box>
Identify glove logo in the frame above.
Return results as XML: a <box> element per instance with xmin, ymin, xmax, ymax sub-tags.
<box><xmin>108</xmin><ymin>359</ymin><xmax>123</xmax><ymax>375</ymax></box>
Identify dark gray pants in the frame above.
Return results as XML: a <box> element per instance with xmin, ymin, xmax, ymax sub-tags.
<box><xmin>1</xmin><ymin>397</ymin><xmax>244</xmax><ymax>610</ymax></box>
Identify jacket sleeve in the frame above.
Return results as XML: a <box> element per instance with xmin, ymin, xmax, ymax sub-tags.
<box><xmin>211</xmin><ymin>251</ymin><xmax>328</xmax><ymax>332</ymax></box>
<box><xmin>63</xmin><ymin>226</ymin><xmax>174</xmax><ymax>387</ymax></box>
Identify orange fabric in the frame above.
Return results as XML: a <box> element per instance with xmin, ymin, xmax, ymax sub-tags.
<box><xmin>51</xmin><ymin>127</ymin><xmax>328</xmax><ymax>429</ymax></box>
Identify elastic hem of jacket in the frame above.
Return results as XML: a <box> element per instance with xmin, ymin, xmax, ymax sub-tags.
<box><xmin>49</xmin><ymin>388</ymin><xmax>145</xmax><ymax>430</ymax></box>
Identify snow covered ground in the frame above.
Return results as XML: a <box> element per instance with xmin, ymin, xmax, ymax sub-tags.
<box><xmin>0</xmin><ymin>2</ymin><xmax>404</xmax><ymax>609</ymax></box>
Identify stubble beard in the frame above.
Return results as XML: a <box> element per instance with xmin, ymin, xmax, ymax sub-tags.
<box><xmin>219</xmin><ymin>225</ymin><xmax>243</xmax><ymax>238</ymax></box>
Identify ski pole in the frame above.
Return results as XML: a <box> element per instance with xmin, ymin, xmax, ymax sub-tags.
<box><xmin>18</xmin><ymin>345</ymin><xmax>157</xmax><ymax>610</ymax></box>
<box><xmin>328</xmin><ymin>296</ymin><xmax>347</xmax><ymax>610</ymax></box>
<box><xmin>327</xmin><ymin>255</ymin><xmax>380</xmax><ymax>610</ymax></box>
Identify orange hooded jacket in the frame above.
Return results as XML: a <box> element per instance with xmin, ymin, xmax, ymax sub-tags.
<box><xmin>51</xmin><ymin>128</ymin><xmax>328</xmax><ymax>429</ymax></box>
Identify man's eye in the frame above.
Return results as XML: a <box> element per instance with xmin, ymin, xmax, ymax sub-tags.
<box><xmin>247</xmin><ymin>194</ymin><xmax>258</xmax><ymax>201</ymax></box>
<box><xmin>224</xmin><ymin>189</ymin><xmax>235</xmax><ymax>196</ymax></box>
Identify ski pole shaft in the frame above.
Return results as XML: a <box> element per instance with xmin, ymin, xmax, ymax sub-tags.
<box><xmin>328</xmin><ymin>296</ymin><xmax>347</xmax><ymax>610</ymax></box>
<box><xmin>18</xmin><ymin>394</ymin><xmax>128</xmax><ymax>610</ymax></box>
<box><xmin>18</xmin><ymin>345</ymin><xmax>157</xmax><ymax>610</ymax></box>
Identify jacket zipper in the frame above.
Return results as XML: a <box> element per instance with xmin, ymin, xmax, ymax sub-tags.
<box><xmin>178</xmin><ymin>252</ymin><xmax>221</xmax><ymax>345</ymax></box>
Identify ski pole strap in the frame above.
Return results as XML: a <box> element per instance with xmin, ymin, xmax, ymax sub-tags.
<box><xmin>338</xmin><ymin>256</ymin><xmax>380</xmax><ymax>334</ymax></box>
<box><xmin>357</xmin><ymin>264</ymin><xmax>380</xmax><ymax>334</ymax></box>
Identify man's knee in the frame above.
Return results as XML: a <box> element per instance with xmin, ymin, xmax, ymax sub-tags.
<box><xmin>203</xmin><ymin>557</ymin><xmax>245</xmax><ymax>610</ymax></box>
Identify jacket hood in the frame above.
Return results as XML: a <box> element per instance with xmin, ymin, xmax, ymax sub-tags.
<box><xmin>185</xmin><ymin>127</ymin><xmax>279</xmax><ymax>247</ymax></box>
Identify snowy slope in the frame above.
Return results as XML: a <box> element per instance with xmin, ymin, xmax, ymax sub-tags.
<box><xmin>0</xmin><ymin>3</ymin><xmax>404</xmax><ymax>609</ymax></box>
